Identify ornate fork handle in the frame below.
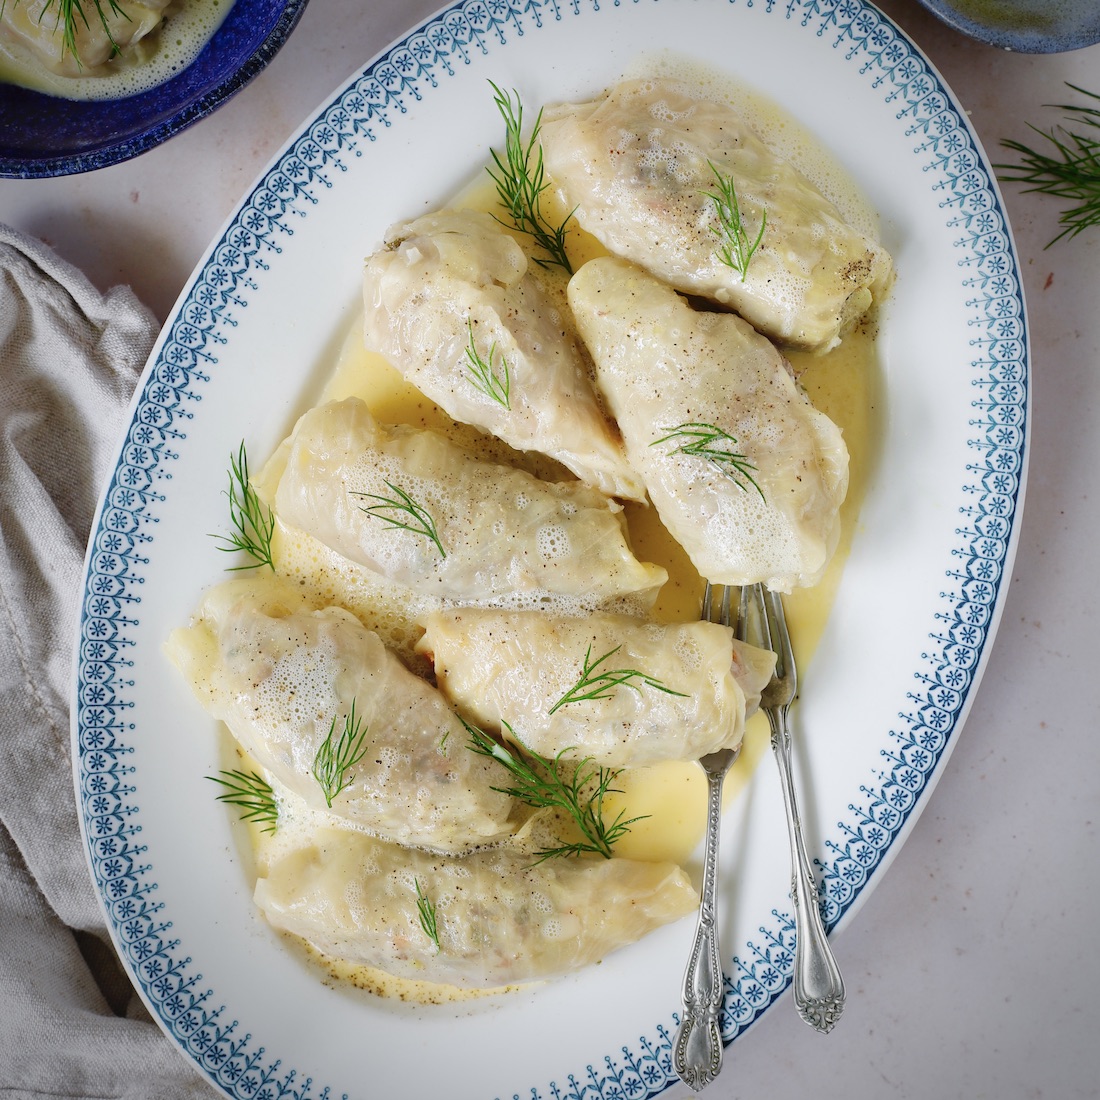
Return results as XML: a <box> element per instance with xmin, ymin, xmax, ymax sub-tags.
<box><xmin>767</xmin><ymin>703</ymin><xmax>845</xmax><ymax>1033</ymax></box>
<box><xmin>672</xmin><ymin>747</ymin><xmax>735</xmax><ymax>1091</ymax></box>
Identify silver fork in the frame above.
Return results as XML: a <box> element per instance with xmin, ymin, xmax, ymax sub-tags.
<box><xmin>747</xmin><ymin>582</ymin><xmax>845</xmax><ymax>1034</ymax></box>
<box><xmin>672</xmin><ymin>581</ymin><xmax>744</xmax><ymax>1092</ymax></box>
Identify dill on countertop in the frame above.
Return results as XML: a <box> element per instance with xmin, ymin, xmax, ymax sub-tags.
<box><xmin>211</xmin><ymin>441</ymin><xmax>276</xmax><ymax>571</ymax></box>
<box><xmin>464</xmin><ymin>719</ymin><xmax>646</xmax><ymax>862</ymax></box>
<box><xmin>995</xmin><ymin>83</ymin><xmax>1100</xmax><ymax>247</ymax></box>
<box><xmin>487</xmin><ymin>81</ymin><xmax>575</xmax><ymax>274</ymax></box>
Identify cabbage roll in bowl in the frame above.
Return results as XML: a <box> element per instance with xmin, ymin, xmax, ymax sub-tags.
<box><xmin>1</xmin><ymin>0</ymin><xmax>172</xmax><ymax>78</ymax></box>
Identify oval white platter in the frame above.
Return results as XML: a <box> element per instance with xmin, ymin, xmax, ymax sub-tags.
<box><xmin>72</xmin><ymin>1</ymin><xmax>1029</xmax><ymax>1097</ymax></box>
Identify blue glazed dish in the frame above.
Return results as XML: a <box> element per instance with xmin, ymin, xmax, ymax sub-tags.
<box><xmin>0</xmin><ymin>0</ymin><xmax>310</xmax><ymax>178</ymax></box>
<box><xmin>913</xmin><ymin>0</ymin><xmax>1100</xmax><ymax>52</ymax></box>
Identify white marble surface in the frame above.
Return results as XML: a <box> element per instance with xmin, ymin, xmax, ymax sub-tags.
<box><xmin>3</xmin><ymin>1</ymin><xmax>1098</xmax><ymax>1097</ymax></box>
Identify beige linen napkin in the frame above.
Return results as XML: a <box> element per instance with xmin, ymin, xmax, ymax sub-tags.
<box><xmin>1</xmin><ymin>223</ymin><xmax>212</xmax><ymax>1098</ymax></box>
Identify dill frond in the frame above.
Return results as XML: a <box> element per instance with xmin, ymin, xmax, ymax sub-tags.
<box><xmin>351</xmin><ymin>481</ymin><xmax>446</xmax><ymax>558</ymax></box>
<box><xmin>465</xmin><ymin>720</ymin><xmax>646</xmax><ymax>861</ymax></box>
<box><xmin>651</xmin><ymin>421</ymin><xmax>764</xmax><ymax>498</ymax></box>
<box><xmin>414</xmin><ymin>879</ymin><xmax>441</xmax><ymax>951</ymax></box>
<box><xmin>312</xmin><ymin>701</ymin><xmax>370</xmax><ymax>808</ymax></box>
<box><xmin>548</xmin><ymin>644</ymin><xmax>688</xmax><ymax>716</ymax></box>
<box><xmin>486</xmin><ymin>81</ymin><xmax>575</xmax><ymax>274</ymax></box>
<box><xmin>211</xmin><ymin>441</ymin><xmax>276</xmax><ymax>571</ymax></box>
<box><xmin>702</xmin><ymin>161</ymin><xmax>766</xmax><ymax>280</ymax></box>
<box><xmin>464</xmin><ymin>318</ymin><xmax>512</xmax><ymax>409</ymax></box>
<box><xmin>207</xmin><ymin>769</ymin><xmax>279</xmax><ymax>834</ymax></box>
<box><xmin>996</xmin><ymin>83</ymin><xmax>1100</xmax><ymax>247</ymax></box>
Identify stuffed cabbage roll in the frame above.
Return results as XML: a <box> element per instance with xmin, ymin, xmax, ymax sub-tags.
<box><xmin>362</xmin><ymin>209</ymin><xmax>645</xmax><ymax>501</ymax></box>
<box><xmin>541</xmin><ymin>77</ymin><xmax>893</xmax><ymax>352</ymax></box>
<box><xmin>568</xmin><ymin>257</ymin><xmax>849</xmax><ymax>592</ymax></box>
<box><xmin>265</xmin><ymin>397</ymin><xmax>666</xmax><ymax>605</ymax></box>
<box><xmin>254</xmin><ymin>825</ymin><xmax>696</xmax><ymax>988</ymax></box>
<box><xmin>417</xmin><ymin>608</ymin><xmax>775</xmax><ymax>767</ymax></box>
<box><xmin>165</xmin><ymin>577</ymin><xmax>516</xmax><ymax>852</ymax></box>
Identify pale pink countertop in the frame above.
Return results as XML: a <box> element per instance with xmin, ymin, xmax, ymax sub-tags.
<box><xmin>2</xmin><ymin>1</ymin><xmax>1098</xmax><ymax>1097</ymax></box>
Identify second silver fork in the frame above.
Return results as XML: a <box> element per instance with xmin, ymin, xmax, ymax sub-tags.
<box><xmin>672</xmin><ymin>581</ymin><xmax>741</xmax><ymax>1092</ymax></box>
<box><xmin>673</xmin><ymin>582</ymin><xmax>844</xmax><ymax>1092</ymax></box>
<box><xmin>748</xmin><ymin>582</ymin><xmax>845</xmax><ymax>1034</ymax></box>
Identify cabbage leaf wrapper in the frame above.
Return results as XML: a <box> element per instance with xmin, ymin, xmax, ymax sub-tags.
<box><xmin>541</xmin><ymin>77</ymin><xmax>893</xmax><ymax>353</ymax></box>
<box><xmin>568</xmin><ymin>257</ymin><xmax>849</xmax><ymax>593</ymax></box>
<box><xmin>418</xmin><ymin>607</ymin><xmax>775</xmax><ymax>767</ymax></box>
<box><xmin>254</xmin><ymin>824</ymin><xmax>697</xmax><ymax>988</ymax></box>
<box><xmin>264</xmin><ymin>398</ymin><xmax>666</xmax><ymax>606</ymax></box>
<box><xmin>165</xmin><ymin>577</ymin><xmax>517</xmax><ymax>853</ymax></box>
<box><xmin>362</xmin><ymin>209</ymin><xmax>645</xmax><ymax>500</ymax></box>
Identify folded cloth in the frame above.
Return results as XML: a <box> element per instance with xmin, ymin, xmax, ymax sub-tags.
<box><xmin>0</xmin><ymin>224</ymin><xmax>212</xmax><ymax>1098</ymax></box>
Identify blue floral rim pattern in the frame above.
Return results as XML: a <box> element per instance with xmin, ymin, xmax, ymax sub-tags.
<box><xmin>73</xmin><ymin>1</ymin><xmax>1028</xmax><ymax>1097</ymax></box>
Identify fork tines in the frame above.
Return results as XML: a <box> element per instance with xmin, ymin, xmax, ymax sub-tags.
<box><xmin>700</xmin><ymin>580</ymin><xmax>732</xmax><ymax>629</ymax></box>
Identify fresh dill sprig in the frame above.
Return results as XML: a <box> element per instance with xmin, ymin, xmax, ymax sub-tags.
<box><xmin>2</xmin><ymin>0</ymin><xmax>129</xmax><ymax>66</ymax></box>
<box><xmin>207</xmin><ymin>769</ymin><xmax>279</xmax><ymax>834</ymax></box>
<box><xmin>351</xmin><ymin>481</ymin><xmax>446</xmax><ymax>558</ymax></box>
<box><xmin>702</xmin><ymin>160</ymin><xmax>766</xmax><ymax>280</ymax></box>
<box><xmin>548</xmin><ymin>644</ymin><xmax>688</xmax><ymax>716</ymax></box>
<box><xmin>212</xmin><ymin>441</ymin><xmax>276</xmax><ymax>571</ymax></box>
<box><xmin>414</xmin><ymin>879</ymin><xmax>441</xmax><ymax>951</ymax></box>
<box><xmin>465</xmin><ymin>720</ymin><xmax>645</xmax><ymax>861</ymax></box>
<box><xmin>995</xmin><ymin>83</ymin><xmax>1100</xmax><ymax>248</ymax></box>
<box><xmin>312</xmin><ymin>701</ymin><xmax>370</xmax><ymax>808</ymax></box>
<box><xmin>487</xmin><ymin>81</ymin><xmax>575</xmax><ymax>274</ymax></box>
<box><xmin>651</xmin><ymin>421</ymin><xmax>765</xmax><ymax>498</ymax></box>
<box><xmin>464</xmin><ymin>319</ymin><xmax>511</xmax><ymax>408</ymax></box>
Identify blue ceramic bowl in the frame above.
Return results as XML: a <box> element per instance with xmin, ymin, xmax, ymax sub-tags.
<box><xmin>913</xmin><ymin>0</ymin><xmax>1100</xmax><ymax>52</ymax></box>
<box><xmin>0</xmin><ymin>0</ymin><xmax>310</xmax><ymax>178</ymax></box>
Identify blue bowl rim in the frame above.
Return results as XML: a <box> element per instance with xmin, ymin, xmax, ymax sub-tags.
<box><xmin>0</xmin><ymin>0</ymin><xmax>311</xmax><ymax>178</ymax></box>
